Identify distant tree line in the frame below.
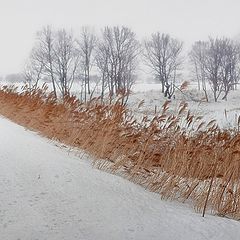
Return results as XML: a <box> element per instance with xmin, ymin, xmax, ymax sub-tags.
<box><xmin>24</xmin><ymin>26</ymin><xmax>140</xmax><ymax>104</ymax></box>
<box><xmin>189</xmin><ymin>38</ymin><xmax>240</xmax><ymax>102</ymax></box>
<box><xmin>24</xmin><ymin>25</ymin><xmax>240</xmax><ymax>103</ymax></box>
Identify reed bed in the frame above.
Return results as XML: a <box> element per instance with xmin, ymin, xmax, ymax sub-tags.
<box><xmin>1</xmin><ymin>85</ymin><xmax>240</xmax><ymax>219</ymax></box>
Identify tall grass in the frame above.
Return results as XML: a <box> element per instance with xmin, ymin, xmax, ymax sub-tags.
<box><xmin>1</xmin><ymin>85</ymin><xmax>240</xmax><ymax>219</ymax></box>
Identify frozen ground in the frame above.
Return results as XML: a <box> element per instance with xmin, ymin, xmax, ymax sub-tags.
<box><xmin>1</xmin><ymin>117</ymin><xmax>240</xmax><ymax>239</ymax></box>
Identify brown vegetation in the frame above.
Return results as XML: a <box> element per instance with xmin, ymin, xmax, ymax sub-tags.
<box><xmin>0</xmin><ymin>85</ymin><xmax>240</xmax><ymax>219</ymax></box>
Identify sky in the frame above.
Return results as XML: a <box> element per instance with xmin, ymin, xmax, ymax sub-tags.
<box><xmin>0</xmin><ymin>0</ymin><xmax>240</xmax><ymax>75</ymax></box>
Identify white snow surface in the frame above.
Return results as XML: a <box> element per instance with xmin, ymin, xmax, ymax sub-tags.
<box><xmin>129</xmin><ymin>82</ymin><xmax>240</xmax><ymax>129</ymax></box>
<box><xmin>0</xmin><ymin>117</ymin><xmax>240</xmax><ymax>240</ymax></box>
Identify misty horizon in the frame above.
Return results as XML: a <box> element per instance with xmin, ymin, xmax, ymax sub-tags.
<box><xmin>1</xmin><ymin>0</ymin><xmax>240</xmax><ymax>76</ymax></box>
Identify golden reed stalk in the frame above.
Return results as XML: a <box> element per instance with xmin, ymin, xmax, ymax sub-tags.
<box><xmin>0</xmin><ymin>85</ymin><xmax>240</xmax><ymax>219</ymax></box>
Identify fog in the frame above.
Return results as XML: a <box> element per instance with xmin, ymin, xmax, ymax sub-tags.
<box><xmin>0</xmin><ymin>0</ymin><xmax>240</xmax><ymax>75</ymax></box>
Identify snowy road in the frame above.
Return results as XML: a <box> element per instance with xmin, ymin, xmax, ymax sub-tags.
<box><xmin>0</xmin><ymin>117</ymin><xmax>240</xmax><ymax>240</ymax></box>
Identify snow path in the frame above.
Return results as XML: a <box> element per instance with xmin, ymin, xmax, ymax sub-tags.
<box><xmin>0</xmin><ymin>117</ymin><xmax>240</xmax><ymax>240</ymax></box>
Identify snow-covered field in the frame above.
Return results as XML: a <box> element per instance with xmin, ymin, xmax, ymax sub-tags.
<box><xmin>1</xmin><ymin>114</ymin><xmax>240</xmax><ymax>239</ymax></box>
<box><xmin>129</xmin><ymin>82</ymin><xmax>240</xmax><ymax>129</ymax></box>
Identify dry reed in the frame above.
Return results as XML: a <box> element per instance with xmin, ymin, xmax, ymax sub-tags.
<box><xmin>0</xmin><ymin>85</ymin><xmax>240</xmax><ymax>219</ymax></box>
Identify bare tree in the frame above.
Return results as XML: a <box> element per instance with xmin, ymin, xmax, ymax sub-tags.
<box><xmin>53</xmin><ymin>29</ymin><xmax>80</xmax><ymax>97</ymax></box>
<box><xmin>143</xmin><ymin>33</ymin><xmax>183</xmax><ymax>99</ymax></box>
<box><xmin>205</xmin><ymin>38</ymin><xmax>225</xmax><ymax>102</ymax></box>
<box><xmin>76</xmin><ymin>27</ymin><xmax>97</xmax><ymax>102</ymax></box>
<box><xmin>23</xmin><ymin>62</ymin><xmax>43</xmax><ymax>91</ymax></box>
<box><xmin>189</xmin><ymin>41</ymin><xmax>209</xmax><ymax>101</ymax></box>
<box><xmin>95</xmin><ymin>40</ymin><xmax>110</xmax><ymax>102</ymax></box>
<box><xmin>96</xmin><ymin>26</ymin><xmax>139</xmax><ymax>104</ymax></box>
<box><xmin>219</xmin><ymin>40</ymin><xmax>240</xmax><ymax>100</ymax></box>
<box><xmin>34</xmin><ymin>26</ymin><xmax>58</xmax><ymax>98</ymax></box>
<box><xmin>191</xmin><ymin>37</ymin><xmax>240</xmax><ymax>102</ymax></box>
<box><xmin>23</xmin><ymin>45</ymin><xmax>46</xmax><ymax>90</ymax></box>
<box><xmin>27</xmin><ymin>26</ymin><xmax>80</xmax><ymax>98</ymax></box>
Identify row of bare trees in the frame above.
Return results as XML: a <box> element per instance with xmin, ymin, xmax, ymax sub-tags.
<box><xmin>145</xmin><ymin>35</ymin><xmax>240</xmax><ymax>102</ymax></box>
<box><xmin>24</xmin><ymin>26</ymin><xmax>240</xmax><ymax>103</ymax></box>
<box><xmin>25</xmin><ymin>27</ymin><xmax>86</xmax><ymax>99</ymax></box>
<box><xmin>190</xmin><ymin>38</ymin><xmax>240</xmax><ymax>102</ymax></box>
<box><xmin>24</xmin><ymin>26</ymin><xmax>140</xmax><ymax>104</ymax></box>
<box><xmin>24</xmin><ymin>26</ymin><xmax>184</xmax><ymax>103</ymax></box>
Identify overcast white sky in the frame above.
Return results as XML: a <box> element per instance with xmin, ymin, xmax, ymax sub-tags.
<box><xmin>0</xmin><ymin>0</ymin><xmax>240</xmax><ymax>75</ymax></box>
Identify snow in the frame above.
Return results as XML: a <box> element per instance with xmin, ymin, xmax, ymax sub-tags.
<box><xmin>129</xmin><ymin>82</ymin><xmax>240</xmax><ymax>129</ymax></box>
<box><xmin>0</xmin><ymin>117</ymin><xmax>240</xmax><ymax>239</ymax></box>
